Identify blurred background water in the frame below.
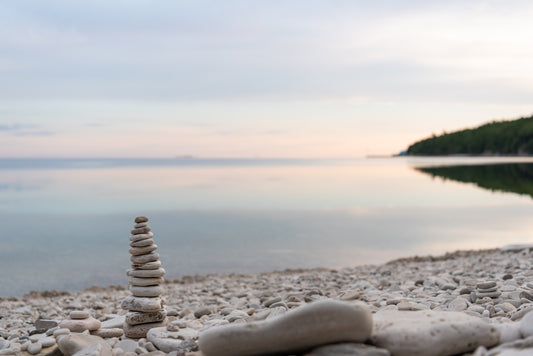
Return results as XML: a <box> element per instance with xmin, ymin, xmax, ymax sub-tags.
<box><xmin>1</xmin><ymin>157</ymin><xmax>532</xmax><ymax>297</ymax></box>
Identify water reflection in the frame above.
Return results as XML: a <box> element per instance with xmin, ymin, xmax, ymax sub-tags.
<box><xmin>415</xmin><ymin>163</ymin><xmax>533</xmax><ymax>199</ymax></box>
<box><xmin>1</xmin><ymin>158</ymin><xmax>532</xmax><ymax>297</ymax></box>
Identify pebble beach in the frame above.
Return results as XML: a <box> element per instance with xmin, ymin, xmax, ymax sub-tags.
<box><xmin>2</xmin><ymin>245</ymin><xmax>533</xmax><ymax>356</ymax></box>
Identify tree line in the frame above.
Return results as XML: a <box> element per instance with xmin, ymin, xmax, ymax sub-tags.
<box><xmin>407</xmin><ymin>115</ymin><xmax>533</xmax><ymax>155</ymax></box>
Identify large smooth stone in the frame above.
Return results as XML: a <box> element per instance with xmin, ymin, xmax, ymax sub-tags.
<box><xmin>198</xmin><ymin>300</ymin><xmax>372</xmax><ymax>356</ymax></box>
<box><xmin>304</xmin><ymin>343</ymin><xmax>390</xmax><ymax>355</ymax></box>
<box><xmin>126</xmin><ymin>310</ymin><xmax>167</xmax><ymax>325</ymax></box>
<box><xmin>370</xmin><ymin>310</ymin><xmax>500</xmax><ymax>356</ymax></box>
<box><xmin>129</xmin><ymin>244</ymin><xmax>158</xmax><ymax>256</ymax></box>
<box><xmin>520</xmin><ymin>311</ymin><xmax>533</xmax><ymax>338</ymax></box>
<box><xmin>127</xmin><ymin>268</ymin><xmax>165</xmax><ymax>278</ymax></box>
<box><xmin>130</xmin><ymin>253</ymin><xmax>160</xmax><ymax>264</ymax></box>
<box><xmin>130</xmin><ymin>285</ymin><xmax>163</xmax><ymax>297</ymax></box>
<box><xmin>123</xmin><ymin>319</ymin><xmax>169</xmax><ymax>338</ymax></box>
<box><xmin>57</xmin><ymin>334</ymin><xmax>112</xmax><ymax>356</ymax></box>
<box><xmin>59</xmin><ymin>317</ymin><xmax>101</xmax><ymax>332</ymax></box>
<box><xmin>129</xmin><ymin>276</ymin><xmax>164</xmax><ymax>286</ymax></box>
<box><xmin>121</xmin><ymin>295</ymin><xmax>163</xmax><ymax>312</ymax></box>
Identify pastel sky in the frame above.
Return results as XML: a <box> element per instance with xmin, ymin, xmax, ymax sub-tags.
<box><xmin>2</xmin><ymin>0</ymin><xmax>533</xmax><ymax>158</ymax></box>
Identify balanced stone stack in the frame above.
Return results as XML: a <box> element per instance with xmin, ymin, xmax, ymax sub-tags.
<box><xmin>122</xmin><ymin>216</ymin><xmax>168</xmax><ymax>338</ymax></box>
<box><xmin>473</xmin><ymin>281</ymin><xmax>501</xmax><ymax>303</ymax></box>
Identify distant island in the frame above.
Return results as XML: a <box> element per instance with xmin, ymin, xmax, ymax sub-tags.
<box><xmin>407</xmin><ymin>115</ymin><xmax>533</xmax><ymax>156</ymax></box>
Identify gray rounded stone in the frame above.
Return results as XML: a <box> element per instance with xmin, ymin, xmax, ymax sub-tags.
<box><xmin>130</xmin><ymin>285</ymin><xmax>163</xmax><ymax>297</ymax></box>
<box><xmin>135</xmin><ymin>216</ymin><xmax>149</xmax><ymax>223</ymax></box>
<box><xmin>126</xmin><ymin>310</ymin><xmax>167</xmax><ymax>326</ymax></box>
<box><xmin>130</xmin><ymin>252</ymin><xmax>160</xmax><ymax>264</ymax></box>
<box><xmin>58</xmin><ymin>317</ymin><xmax>101</xmax><ymax>332</ymax></box>
<box><xmin>130</xmin><ymin>232</ymin><xmax>154</xmax><ymax>242</ymax></box>
<box><xmin>132</xmin><ymin>260</ymin><xmax>162</xmax><ymax>270</ymax></box>
<box><xmin>131</xmin><ymin>226</ymin><xmax>151</xmax><ymax>235</ymax></box>
<box><xmin>130</xmin><ymin>238</ymin><xmax>154</xmax><ymax>247</ymax></box>
<box><xmin>69</xmin><ymin>310</ymin><xmax>90</xmax><ymax>319</ymax></box>
<box><xmin>121</xmin><ymin>295</ymin><xmax>163</xmax><ymax>312</ymax></box>
<box><xmin>129</xmin><ymin>244</ymin><xmax>158</xmax><ymax>256</ymax></box>
<box><xmin>123</xmin><ymin>319</ymin><xmax>169</xmax><ymax>338</ymax></box>
<box><xmin>127</xmin><ymin>268</ymin><xmax>165</xmax><ymax>278</ymax></box>
<box><xmin>128</xmin><ymin>276</ymin><xmax>164</xmax><ymax>286</ymax></box>
<box><xmin>27</xmin><ymin>342</ymin><xmax>42</xmax><ymax>355</ymax></box>
<box><xmin>198</xmin><ymin>300</ymin><xmax>372</xmax><ymax>356</ymax></box>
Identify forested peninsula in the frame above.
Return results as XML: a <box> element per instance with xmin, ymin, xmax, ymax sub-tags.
<box><xmin>407</xmin><ymin>115</ymin><xmax>533</xmax><ymax>155</ymax></box>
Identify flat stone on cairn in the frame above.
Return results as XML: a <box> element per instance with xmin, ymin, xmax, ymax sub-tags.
<box><xmin>121</xmin><ymin>216</ymin><xmax>168</xmax><ymax>338</ymax></box>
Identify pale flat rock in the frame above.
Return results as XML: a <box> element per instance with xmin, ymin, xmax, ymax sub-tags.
<box><xmin>304</xmin><ymin>343</ymin><xmax>390</xmax><ymax>355</ymax></box>
<box><xmin>128</xmin><ymin>276</ymin><xmax>163</xmax><ymax>286</ymax></box>
<box><xmin>130</xmin><ymin>238</ymin><xmax>154</xmax><ymax>247</ymax></box>
<box><xmin>59</xmin><ymin>317</ymin><xmax>101</xmax><ymax>332</ymax></box>
<box><xmin>146</xmin><ymin>327</ymin><xmax>182</xmax><ymax>353</ymax></box>
<box><xmin>129</xmin><ymin>244</ymin><xmax>158</xmax><ymax>256</ymax></box>
<box><xmin>131</xmin><ymin>260</ymin><xmax>161</xmax><ymax>270</ymax></box>
<box><xmin>131</xmin><ymin>226</ymin><xmax>151</xmax><ymax>235</ymax></box>
<box><xmin>100</xmin><ymin>315</ymin><xmax>125</xmax><ymax>329</ymax></box>
<box><xmin>90</xmin><ymin>328</ymin><xmax>124</xmax><ymax>338</ymax></box>
<box><xmin>371</xmin><ymin>310</ymin><xmax>500</xmax><ymax>356</ymax></box>
<box><xmin>147</xmin><ymin>327</ymin><xmax>200</xmax><ymax>353</ymax></box>
<box><xmin>198</xmin><ymin>300</ymin><xmax>372</xmax><ymax>356</ymax></box>
<box><xmin>130</xmin><ymin>232</ymin><xmax>154</xmax><ymax>242</ymax></box>
<box><xmin>70</xmin><ymin>310</ymin><xmax>90</xmax><ymax>319</ymax></box>
<box><xmin>127</xmin><ymin>268</ymin><xmax>165</xmax><ymax>278</ymax></box>
<box><xmin>519</xmin><ymin>311</ymin><xmax>533</xmax><ymax>338</ymax></box>
<box><xmin>121</xmin><ymin>296</ymin><xmax>163</xmax><ymax>312</ymax></box>
<box><xmin>130</xmin><ymin>252</ymin><xmax>159</xmax><ymax>264</ymax></box>
<box><xmin>126</xmin><ymin>310</ymin><xmax>167</xmax><ymax>325</ymax></box>
<box><xmin>130</xmin><ymin>285</ymin><xmax>163</xmax><ymax>297</ymax></box>
<box><xmin>134</xmin><ymin>222</ymin><xmax>148</xmax><ymax>228</ymax></box>
<box><xmin>123</xmin><ymin>319</ymin><xmax>169</xmax><ymax>338</ymax></box>
<box><xmin>57</xmin><ymin>333</ymin><xmax>112</xmax><ymax>356</ymax></box>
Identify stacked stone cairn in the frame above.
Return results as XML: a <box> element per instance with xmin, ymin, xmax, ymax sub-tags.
<box><xmin>474</xmin><ymin>281</ymin><xmax>501</xmax><ymax>301</ymax></box>
<box><xmin>122</xmin><ymin>216</ymin><xmax>168</xmax><ymax>338</ymax></box>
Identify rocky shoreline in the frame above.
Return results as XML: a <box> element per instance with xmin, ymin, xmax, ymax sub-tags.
<box><xmin>1</xmin><ymin>247</ymin><xmax>533</xmax><ymax>355</ymax></box>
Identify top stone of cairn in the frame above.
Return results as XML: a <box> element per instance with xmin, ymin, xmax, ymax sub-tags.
<box><xmin>135</xmin><ymin>216</ymin><xmax>149</xmax><ymax>223</ymax></box>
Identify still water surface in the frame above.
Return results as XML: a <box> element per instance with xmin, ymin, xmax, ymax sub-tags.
<box><xmin>1</xmin><ymin>157</ymin><xmax>532</xmax><ymax>297</ymax></box>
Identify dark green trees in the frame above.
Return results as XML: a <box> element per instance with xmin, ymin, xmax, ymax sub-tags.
<box><xmin>407</xmin><ymin>116</ymin><xmax>533</xmax><ymax>155</ymax></box>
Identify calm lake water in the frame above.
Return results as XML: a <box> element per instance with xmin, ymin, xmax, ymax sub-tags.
<box><xmin>1</xmin><ymin>157</ymin><xmax>532</xmax><ymax>297</ymax></box>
